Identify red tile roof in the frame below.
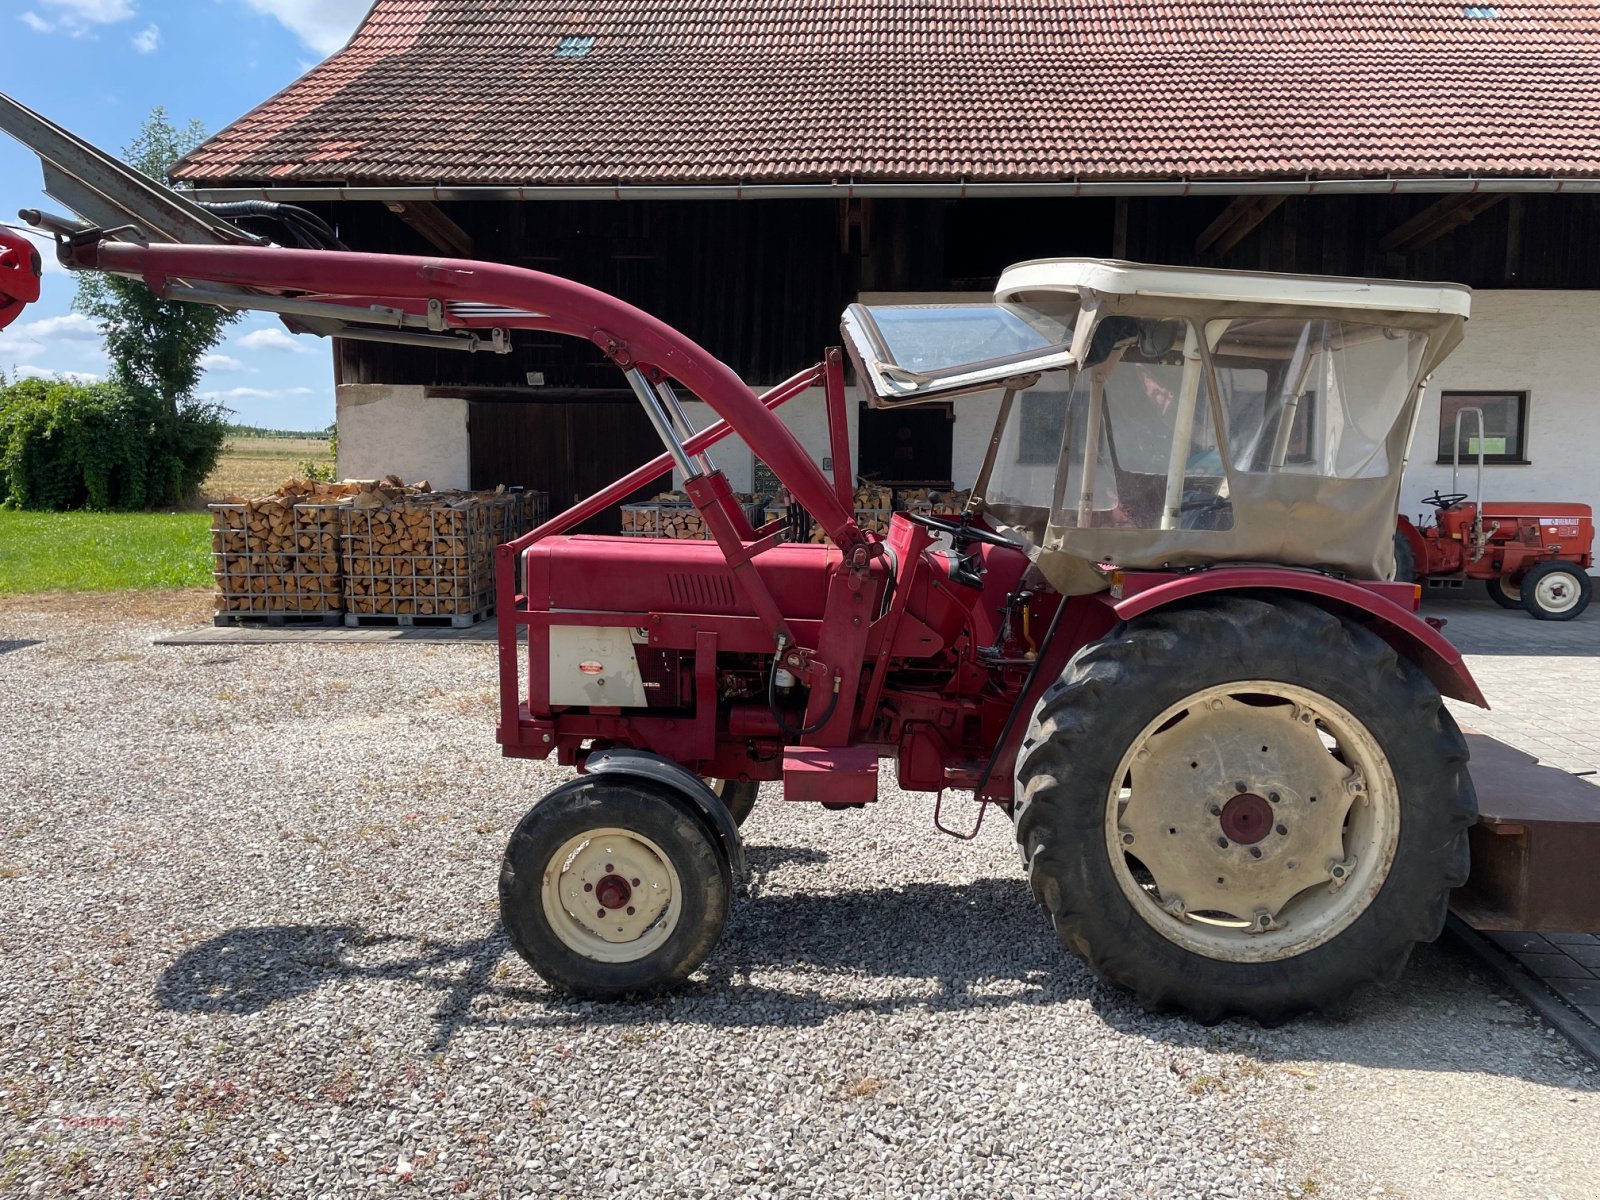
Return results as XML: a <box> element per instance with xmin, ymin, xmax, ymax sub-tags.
<box><xmin>175</xmin><ymin>1</ymin><xmax>1600</xmax><ymax>187</ymax></box>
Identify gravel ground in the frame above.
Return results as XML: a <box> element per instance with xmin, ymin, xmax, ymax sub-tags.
<box><xmin>1</xmin><ymin>592</ymin><xmax>1596</xmax><ymax>1199</ymax></box>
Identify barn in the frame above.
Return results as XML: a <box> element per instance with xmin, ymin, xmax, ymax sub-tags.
<box><xmin>173</xmin><ymin>1</ymin><xmax>1600</xmax><ymax>543</ymax></box>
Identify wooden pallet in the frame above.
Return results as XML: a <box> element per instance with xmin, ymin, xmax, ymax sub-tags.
<box><xmin>341</xmin><ymin>607</ymin><xmax>490</xmax><ymax>629</ymax></box>
<box><xmin>212</xmin><ymin>611</ymin><xmax>343</xmax><ymax>628</ymax></box>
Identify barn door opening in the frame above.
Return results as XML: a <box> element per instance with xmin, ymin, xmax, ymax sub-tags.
<box><xmin>468</xmin><ymin>393</ymin><xmax>663</xmax><ymax>534</ymax></box>
<box><xmin>856</xmin><ymin>401</ymin><xmax>955</xmax><ymax>488</ymax></box>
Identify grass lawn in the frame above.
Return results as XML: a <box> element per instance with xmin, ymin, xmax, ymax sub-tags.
<box><xmin>0</xmin><ymin>511</ymin><xmax>212</xmax><ymax>593</ymax></box>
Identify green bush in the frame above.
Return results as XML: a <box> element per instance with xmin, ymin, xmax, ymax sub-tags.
<box><xmin>0</xmin><ymin>376</ymin><xmax>228</xmax><ymax>511</ymax></box>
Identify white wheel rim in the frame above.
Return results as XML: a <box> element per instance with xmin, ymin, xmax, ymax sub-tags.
<box><xmin>1533</xmin><ymin>572</ymin><xmax>1580</xmax><ymax>614</ymax></box>
<box><xmin>1493</xmin><ymin>577</ymin><xmax>1521</xmax><ymax>601</ymax></box>
<box><xmin>540</xmin><ymin>828</ymin><xmax>682</xmax><ymax>963</ymax></box>
<box><xmin>1103</xmin><ymin>681</ymin><xmax>1401</xmax><ymax>963</ymax></box>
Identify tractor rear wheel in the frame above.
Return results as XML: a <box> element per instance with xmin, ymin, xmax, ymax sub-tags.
<box><xmin>1486</xmin><ymin>576</ymin><xmax>1522</xmax><ymax>608</ymax></box>
<box><xmin>1520</xmin><ymin>561</ymin><xmax>1592</xmax><ymax>621</ymax></box>
<box><xmin>1392</xmin><ymin>531</ymin><xmax>1417</xmax><ymax>583</ymax></box>
<box><xmin>1014</xmin><ymin>596</ymin><xmax>1475</xmax><ymax>1024</ymax></box>
<box><xmin>499</xmin><ymin>778</ymin><xmax>731</xmax><ymax>999</ymax></box>
<box><xmin>707</xmin><ymin>779</ymin><xmax>759</xmax><ymax>826</ymax></box>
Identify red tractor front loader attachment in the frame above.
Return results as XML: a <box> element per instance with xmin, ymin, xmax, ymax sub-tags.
<box><xmin>3</xmin><ymin>91</ymin><xmax>1514</xmax><ymax>1024</ymax></box>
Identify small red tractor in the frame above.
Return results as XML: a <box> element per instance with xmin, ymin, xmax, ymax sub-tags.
<box><xmin>1394</xmin><ymin>409</ymin><xmax>1594</xmax><ymax>620</ymax></box>
<box><xmin>4</xmin><ymin>95</ymin><xmax>1497</xmax><ymax>1024</ymax></box>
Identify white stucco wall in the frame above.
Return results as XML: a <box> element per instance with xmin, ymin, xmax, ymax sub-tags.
<box><xmin>335</xmin><ymin>384</ymin><xmax>471</xmax><ymax>490</ymax></box>
<box><xmin>1404</xmin><ymin>292</ymin><xmax>1600</xmax><ymax>560</ymax></box>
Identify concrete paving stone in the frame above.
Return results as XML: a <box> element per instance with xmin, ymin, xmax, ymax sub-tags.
<box><xmin>1543</xmin><ymin>933</ymin><xmax>1600</xmax><ymax>945</ymax></box>
<box><xmin>1549</xmin><ymin>976</ymin><xmax>1600</xmax><ymax>1007</ymax></box>
<box><xmin>1488</xmin><ymin>931</ymin><xmax>1555</xmax><ymax>954</ymax></box>
<box><xmin>1561</xmin><ymin>943</ymin><xmax>1600</xmax><ymax>970</ymax></box>
<box><xmin>1516</xmin><ymin>953</ymin><xmax>1596</xmax><ymax>981</ymax></box>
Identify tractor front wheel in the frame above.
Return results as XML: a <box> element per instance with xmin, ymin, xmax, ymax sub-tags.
<box><xmin>499</xmin><ymin>778</ymin><xmax>731</xmax><ymax>998</ymax></box>
<box><xmin>1520</xmin><ymin>561</ymin><xmax>1592</xmax><ymax>621</ymax></box>
<box><xmin>1486</xmin><ymin>576</ymin><xmax>1522</xmax><ymax>608</ymax></box>
<box><xmin>707</xmin><ymin>779</ymin><xmax>759</xmax><ymax>826</ymax></box>
<box><xmin>1014</xmin><ymin>596</ymin><xmax>1475</xmax><ymax>1024</ymax></box>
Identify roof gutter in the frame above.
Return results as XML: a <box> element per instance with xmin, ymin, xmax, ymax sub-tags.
<box><xmin>187</xmin><ymin>176</ymin><xmax>1600</xmax><ymax>203</ymax></box>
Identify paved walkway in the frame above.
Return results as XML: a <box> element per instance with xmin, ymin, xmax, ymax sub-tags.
<box><xmin>1424</xmin><ymin>589</ymin><xmax>1600</xmax><ymax>1047</ymax></box>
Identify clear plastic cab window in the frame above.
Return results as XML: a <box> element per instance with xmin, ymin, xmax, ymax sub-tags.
<box><xmin>841</xmin><ymin>296</ymin><xmax>1078</xmax><ymax>405</ymax></box>
<box><xmin>1206</xmin><ymin>319</ymin><xmax>1427</xmax><ymax>480</ymax></box>
<box><xmin>1048</xmin><ymin>317</ymin><xmax>1235</xmax><ymax>534</ymax></box>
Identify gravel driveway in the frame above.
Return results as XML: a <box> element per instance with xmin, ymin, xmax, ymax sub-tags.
<box><xmin>1</xmin><ymin>592</ymin><xmax>1595</xmax><ymax>1199</ymax></box>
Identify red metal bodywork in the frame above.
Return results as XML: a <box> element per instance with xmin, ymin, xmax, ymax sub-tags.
<box><xmin>1398</xmin><ymin>502</ymin><xmax>1595</xmax><ymax>583</ymax></box>
<box><xmin>0</xmin><ymin>228</ymin><xmax>41</xmax><ymax>330</ymax></box>
<box><xmin>9</xmin><ymin>233</ymin><xmax>1484</xmax><ymax>811</ymax></box>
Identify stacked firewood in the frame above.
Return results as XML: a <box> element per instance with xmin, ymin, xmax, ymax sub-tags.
<box><xmin>898</xmin><ymin>487</ymin><xmax>972</xmax><ymax>516</ymax></box>
<box><xmin>342</xmin><ymin>480</ymin><xmax>505</xmax><ymax>618</ymax></box>
<box><xmin>620</xmin><ymin>491</ymin><xmax>753</xmax><ymax>540</ymax></box>
<box><xmin>210</xmin><ymin>479</ymin><xmax>363</xmax><ymax>616</ymax></box>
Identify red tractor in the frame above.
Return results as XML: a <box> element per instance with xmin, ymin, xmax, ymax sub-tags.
<box><xmin>4</xmin><ymin>95</ymin><xmax>1490</xmax><ymax>1024</ymax></box>
<box><xmin>1395</xmin><ymin>409</ymin><xmax>1594</xmax><ymax>620</ymax></box>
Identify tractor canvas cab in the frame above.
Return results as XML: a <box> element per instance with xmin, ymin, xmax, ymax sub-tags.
<box><xmin>846</xmin><ymin>259</ymin><xmax>1469</xmax><ymax>595</ymax></box>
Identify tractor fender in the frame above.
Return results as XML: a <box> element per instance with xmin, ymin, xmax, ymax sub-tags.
<box><xmin>1110</xmin><ymin>568</ymin><xmax>1488</xmax><ymax>708</ymax></box>
<box><xmin>581</xmin><ymin>748</ymin><xmax>746</xmax><ymax>875</ymax></box>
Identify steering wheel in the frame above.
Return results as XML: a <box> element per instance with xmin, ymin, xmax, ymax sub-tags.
<box><xmin>1422</xmin><ymin>491</ymin><xmax>1470</xmax><ymax>509</ymax></box>
<box><xmin>903</xmin><ymin>510</ymin><xmax>1025</xmax><ymax>550</ymax></box>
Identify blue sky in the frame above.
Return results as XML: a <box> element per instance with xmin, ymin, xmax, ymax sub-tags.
<box><xmin>1</xmin><ymin>0</ymin><xmax>372</xmax><ymax>429</ymax></box>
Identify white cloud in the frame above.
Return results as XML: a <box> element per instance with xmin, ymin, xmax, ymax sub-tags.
<box><xmin>13</xmin><ymin>313</ymin><xmax>102</xmax><ymax>341</ymax></box>
<box><xmin>202</xmin><ymin>385</ymin><xmax>313</xmax><ymax>400</ymax></box>
<box><xmin>0</xmin><ymin>312</ymin><xmax>103</xmax><ymax>359</ymax></box>
<box><xmin>199</xmin><ymin>352</ymin><xmax>246</xmax><ymax>372</ymax></box>
<box><xmin>243</xmin><ymin>0</ymin><xmax>368</xmax><ymax>56</ymax></box>
<box><xmin>238</xmin><ymin>327</ymin><xmax>313</xmax><ymax>353</ymax></box>
<box><xmin>24</xmin><ymin>0</ymin><xmax>136</xmax><ymax>37</ymax></box>
<box><xmin>15</xmin><ymin>365</ymin><xmax>103</xmax><ymax>384</ymax></box>
<box><xmin>130</xmin><ymin>22</ymin><xmax>158</xmax><ymax>53</ymax></box>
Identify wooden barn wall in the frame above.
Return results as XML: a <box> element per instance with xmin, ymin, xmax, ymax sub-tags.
<box><xmin>323</xmin><ymin>193</ymin><xmax>1600</xmax><ymax>393</ymax></box>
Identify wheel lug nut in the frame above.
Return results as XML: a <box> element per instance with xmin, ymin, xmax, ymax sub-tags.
<box><xmin>583</xmin><ymin>883</ymin><xmax>593</xmax><ymax>892</ymax></box>
<box><xmin>605</xmin><ymin>863</ymin><xmax>614</xmax><ymax>872</ymax></box>
<box><xmin>626</xmin><ymin>906</ymin><xmax>636</xmax><ymax>916</ymax></box>
<box><xmin>1216</xmin><ymin>836</ymin><xmax>1229</xmax><ymax>848</ymax></box>
<box><xmin>1276</xmin><ymin>824</ymin><xmax>1288</xmax><ymax>836</ymax></box>
<box><xmin>1250</xmin><ymin>847</ymin><xmax>1263</xmax><ymax>859</ymax></box>
<box><xmin>1208</xmin><ymin>804</ymin><xmax>1222</xmax><ymax>816</ymax></box>
<box><xmin>631</xmin><ymin>878</ymin><xmax>641</xmax><ymax>886</ymax></box>
<box><xmin>1268</xmin><ymin>792</ymin><xmax>1280</xmax><ymax>803</ymax></box>
<box><xmin>596</xmin><ymin>908</ymin><xmax>606</xmax><ymax>919</ymax></box>
<box><xmin>1121</xmin><ymin>833</ymin><xmax>1135</xmax><ymax>845</ymax></box>
<box><xmin>1234</xmin><ymin>781</ymin><xmax>1248</xmax><ymax>793</ymax></box>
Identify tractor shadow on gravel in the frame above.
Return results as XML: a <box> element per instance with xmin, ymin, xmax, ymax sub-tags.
<box><xmin>0</xmin><ymin>639</ymin><xmax>41</xmax><ymax>656</ymax></box>
<box><xmin>152</xmin><ymin>852</ymin><xmax>1596</xmax><ymax>1086</ymax></box>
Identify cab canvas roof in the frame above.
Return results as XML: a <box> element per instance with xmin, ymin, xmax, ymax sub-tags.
<box><xmin>996</xmin><ymin>260</ymin><xmax>1474</xmax><ymax>320</ymax></box>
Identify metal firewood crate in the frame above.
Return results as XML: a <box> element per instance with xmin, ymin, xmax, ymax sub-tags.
<box><xmin>209</xmin><ymin>500</ymin><xmax>347</xmax><ymax>625</ymax></box>
<box><xmin>341</xmin><ymin>497</ymin><xmax>501</xmax><ymax>626</ymax></box>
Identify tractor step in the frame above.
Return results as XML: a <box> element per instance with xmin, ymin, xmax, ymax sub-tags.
<box><xmin>782</xmin><ymin>745</ymin><xmax>879</xmax><ymax>805</ymax></box>
<box><xmin>1451</xmin><ymin>732</ymin><xmax>1600</xmax><ymax>933</ymax></box>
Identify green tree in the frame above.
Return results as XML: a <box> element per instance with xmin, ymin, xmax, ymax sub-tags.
<box><xmin>72</xmin><ymin>107</ymin><xmax>238</xmax><ymax>410</ymax></box>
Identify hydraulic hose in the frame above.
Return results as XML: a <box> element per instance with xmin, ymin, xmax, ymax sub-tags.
<box><xmin>767</xmin><ymin>654</ymin><xmax>841</xmax><ymax>738</ymax></box>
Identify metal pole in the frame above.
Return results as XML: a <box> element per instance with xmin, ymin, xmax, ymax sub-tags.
<box><xmin>656</xmin><ymin>379</ymin><xmax>714</xmax><ymax>475</ymax></box>
<box><xmin>625</xmin><ymin>367</ymin><xmax>697</xmax><ymax>479</ymax></box>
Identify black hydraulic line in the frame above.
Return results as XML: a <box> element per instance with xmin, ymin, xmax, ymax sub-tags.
<box><xmin>767</xmin><ymin>655</ymin><xmax>841</xmax><ymax>738</ymax></box>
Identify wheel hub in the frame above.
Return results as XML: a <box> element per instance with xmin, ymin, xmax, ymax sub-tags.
<box><xmin>595</xmin><ymin>873</ymin><xmax>633</xmax><ymax>910</ymax></box>
<box><xmin>1108</xmin><ymin>684</ymin><xmax>1398</xmax><ymax>961</ymax></box>
<box><xmin>540</xmin><ymin>829</ymin><xmax>680</xmax><ymax>962</ymax></box>
<box><xmin>1219</xmin><ymin>793</ymin><xmax>1273</xmax><ymax>845</ymax></box>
